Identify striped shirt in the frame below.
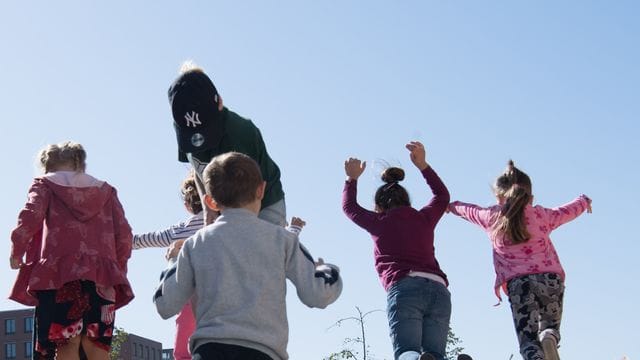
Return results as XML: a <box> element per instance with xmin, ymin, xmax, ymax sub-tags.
<box><xmin>133</xmin><ymin>212</ymin><xmax>204</xmax><ymax>249</ymax></box>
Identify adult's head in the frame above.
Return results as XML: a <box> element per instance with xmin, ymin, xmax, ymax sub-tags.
<box><xmin>168</xmin><ymin>61</ymin><xmax>224</xmax><ymax>160</ymax></box>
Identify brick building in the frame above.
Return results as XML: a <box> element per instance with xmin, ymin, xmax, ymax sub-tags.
<box><xmin>1</xmin><ymin>309</ymin><xmax>33</xmax><ymax>359</ymax></box>
<box><xmin>1</xmin><ymin>309</ymin><xmax>171</xmax><ymax>360</ymax></box>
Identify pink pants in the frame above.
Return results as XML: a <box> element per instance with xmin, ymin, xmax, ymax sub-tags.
<box><xmin>173</xmin><ymin>301</ymin><xmax>196</xmax><ymax>360</ymax></box>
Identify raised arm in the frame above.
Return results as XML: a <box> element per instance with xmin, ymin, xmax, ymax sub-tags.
<box><xmin>543</xmin><ymin>194</ymin><xmax>592</xmax><ymax>231</ymax></box>
<box><xmin>406</xmin><ymin>141</ymin><xmax>450</xmax><ymax>220</ymax></box>
<box><xmin>10</xmin><ymin>180</ymin><xmax>50</xmax><ymax>268</ymax></box>
<box><xmin>342</xmin><ymin>158</ymin><xmax>379</xmax><ymax>231</ymax></box>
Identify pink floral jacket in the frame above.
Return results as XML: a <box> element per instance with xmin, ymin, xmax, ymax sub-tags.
<box><xmin>9</xmin><ymin>172</ymin><xmax>134</xmax><ymax>309</ymax></box>
<box><xmin>448</xmin><ymin>195</ymin><xmax>590</xmax><ymax>302</ymax></box>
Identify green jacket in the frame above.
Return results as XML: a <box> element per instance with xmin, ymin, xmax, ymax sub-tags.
<box><xmin>179</xmin><ymin>108</ymin><xmax>285</xmax><ymax>209</ymax></box>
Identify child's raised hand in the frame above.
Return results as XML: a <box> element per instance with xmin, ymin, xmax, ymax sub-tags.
<box><xmin>405</xmin><ymin>141</ymin><xmax>428</xmax><ymax>170</ymax></box>
<box><xmin>290</xmin><ymin>217</ymin><xmax>306</xmax><ymax>229</ymax></box>
<box><xmin>586</xmin><ymin>198</ymin><xmax>593</xmax><ymax>214</ymax></box>
<box><xmin>344</xmin><ymin>158</ymin><xmax>366</xmax><ymax>180</ymax></box>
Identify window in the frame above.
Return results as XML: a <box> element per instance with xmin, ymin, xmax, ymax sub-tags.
<box><xmin>133</xmin><ymin>343</ymin><xmax>137</xmax><ymax>356</ymax></box>
<box><xmin>5</xmin><ymin>343</ymin><xmax>16</xmax><ymax>359</ymax></box>
<box><xmin>146</xmin><ymin>346</ymin><xmax>149</xmax><ymax>359</ymax></box>
<box><xmin>23</xmin><ymin>318</ymin><xmax>33</xmax><ymax>334</ymax></box>
<box><xmin>23</xmin><ymin>342</ymin><xmax>32</xmax><ymax>358</ymax></box>
<box><xmin>162</xmin><ymin>350</ymin><xmax>173</xmax><ymax>360</ymax></box>
<box><xmin>4</xmin><ymin>319</ymin><xmax>16</xmax><ymax>335</ymax></box>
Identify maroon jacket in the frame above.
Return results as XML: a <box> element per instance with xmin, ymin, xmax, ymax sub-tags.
<box><xmin>342</xmin><ymin>166</ymin><xmax>450</xmax><ymax>291</ymax></box>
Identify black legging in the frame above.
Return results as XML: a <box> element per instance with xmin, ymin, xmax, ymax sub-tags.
<box><xmin>192</xmin><ymin>342</ymin><xmax>273</xmax><ymax>360</ymax></box>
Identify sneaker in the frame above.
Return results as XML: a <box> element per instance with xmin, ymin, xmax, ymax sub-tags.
<box><xmin>457</xmin><ymin>354</ymin><xmax>474</xmax><ymax>360</ymax></box>
<box><xmin>539</xmin><ymin>329</ymin><xmax>560</xmax><ymax>360</ymax></box>
<box><xmin>418</xmin><ymin>354</ymin><xmax>436</xmax><ymax>360</ymax></box>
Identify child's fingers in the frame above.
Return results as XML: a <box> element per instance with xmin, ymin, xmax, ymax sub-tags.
<box><xmin>291</xmin><ymin>217</ymin><xmax>306</xmax><ymax>227</ymax></box>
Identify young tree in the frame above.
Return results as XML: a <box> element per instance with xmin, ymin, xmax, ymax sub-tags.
<box><xmin>446</xmin><ymin>327</ymin><xmax>464</xmax><ymax>359</ymax></box>
<box><xmin>325</xmin><ymin>307</ymin><xmax>466</xmax><ymax>360</ymax></box>
<box><xmin>324</xmin><ymin>307</ymin><xmax>383</xmax><ymax>360</ymax></box>
<box><xmin>109</xmin><ymin>327</ymin><xmax>129</xmax><ymax>360</ymax></box>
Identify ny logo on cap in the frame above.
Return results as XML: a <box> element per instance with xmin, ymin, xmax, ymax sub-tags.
<box><xmin>184</xmin><ymin>111</ymin><xmax>202</xmax><ymax>128</ymax></box>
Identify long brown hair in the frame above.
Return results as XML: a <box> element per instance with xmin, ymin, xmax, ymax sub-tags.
<box><xmin>493</xmin><ymin>160</ymin><xmax>532</xmax><ymax>244</ymax></box>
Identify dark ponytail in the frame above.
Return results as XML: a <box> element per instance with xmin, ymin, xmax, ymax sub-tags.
<box><xmin>374</xmin><ymin>167</ymin><xmax>410</xmax><ymax>212</ymax></box>
<box><xmin>493</xmin><ymin>160</ymin><xmax>532</xmax><ymax>244</ymax></box>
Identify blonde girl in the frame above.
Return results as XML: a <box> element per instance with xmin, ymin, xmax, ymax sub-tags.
<box><xmin>9</xmin><ymin>141</ymin><xmax>133</xmax><ymax>360</ymax></box>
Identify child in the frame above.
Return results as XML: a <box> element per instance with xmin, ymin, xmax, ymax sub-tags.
<box><xmin>136</xmin><ymin>173</ymin><xmax>305</xmax><ymax>360</ymax></box>
<box><xmin>132</xmin><ymin>173</ymin><xmax>204</xmax><ymax>360</ymax></box>
<box><xmin>153</xmin><ymin>152</ymin><xmax>342</xmax><ymax>360</ymax></box>
<box><xmin>343</xmin><ymin>141</ymin><xmax>458</xmax><ymax>360</ymax></box>
<box><xmin>448</xmin><ymin>160</ymin><xmax>592</xmax><ymax>360</ymax></box>
<box><xmin>9</xmin><ymin>141</ymin><xmax>134</xmax><ymax>360</ymax></box>
<box><xmin>168</xmin><ymin>61</ymin><xmax>285</xmax><ymax>226</ymax></box>
<box><xmin>132</xmin><ymin>172</ymin><xmax>204</xmax><ymax>251</ymax></box>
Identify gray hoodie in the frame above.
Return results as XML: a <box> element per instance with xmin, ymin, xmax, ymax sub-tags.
<box><xmin>153</xmin><ymin>208</ymin><xmax>342</xmax><ymax>360</ymax></box>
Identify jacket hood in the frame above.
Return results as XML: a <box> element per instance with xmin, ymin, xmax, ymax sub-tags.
<box><xmin>40</xmin><ymin>172</ymin><xmax>113</xmax><ymax>222</ymax></box>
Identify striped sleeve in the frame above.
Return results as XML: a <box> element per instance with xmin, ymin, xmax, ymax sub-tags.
<box><xmin>133</xmin><ymin>212</ymin><xmax>205</xmax><ymax>249</ymax></box>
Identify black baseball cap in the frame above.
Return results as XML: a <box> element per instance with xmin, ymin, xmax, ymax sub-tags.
<box><xmin>168</xmin><ymin>70</ymin><xmax>224</xmax><ymax>161</ymax></box>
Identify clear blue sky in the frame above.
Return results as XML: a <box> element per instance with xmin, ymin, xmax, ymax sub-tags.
<box><xmin>1</xmin><ymin>2</ymin><xmax>638</xmax><ymax>359</ymax></box>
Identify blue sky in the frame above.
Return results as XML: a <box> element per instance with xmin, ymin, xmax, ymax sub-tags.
<box><xmin>1</xmin><ymin>1</ymin><xmax>638</xmax><ymax>359</ymax></box>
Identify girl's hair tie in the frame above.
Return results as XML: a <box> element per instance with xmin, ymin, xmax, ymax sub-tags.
<box><xmin>383</xmin><ymin>181</ymin><xmax>399</xmax><ymax>191</ymax></box>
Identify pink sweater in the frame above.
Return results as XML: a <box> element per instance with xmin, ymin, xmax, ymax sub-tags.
<box><xmin>448</xmin><ymin>195</ymin><xmax>590</xmax><ymax>301</ymax></box>
<box><xmin>10</xmin><ymin>172</ymin><xmax>134</xmax><ymax>308</ymax></box>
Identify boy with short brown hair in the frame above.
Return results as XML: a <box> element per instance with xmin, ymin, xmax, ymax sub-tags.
<box><xmin>154</xmin><ymin>152</ymin><xmax>342</xmax><ymax>360</ymax></box>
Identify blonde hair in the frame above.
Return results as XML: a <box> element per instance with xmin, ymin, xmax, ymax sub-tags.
<box><xmin>179</xmin><ymin>60</ymin><xmax>205</xmax><ymax>75</ymax></box>
<box><xmin>38</xmin><ymin>141</ymin><xmax>87</xmax><ymax>173</ymax></box>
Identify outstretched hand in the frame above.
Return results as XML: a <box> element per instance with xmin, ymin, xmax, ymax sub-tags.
<box><xmin>586</xmin><ymin>198</ymin><xmax>593</xmax><ymax>214</ymax></box>
<box><xmin>344</xmin><ymin>158</ymin><xmax>366</xmax><ymax>180</ymax></box>
<box><xmin>405</xmin><ymin>141</ymin><xmax>429</xmax><ymax>170</ymax></box>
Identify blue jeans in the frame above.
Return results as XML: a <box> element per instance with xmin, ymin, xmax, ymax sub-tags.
<box><xmin>386</xmin><ymin>276</ymin><xmax>451</xmax><ymax>360</ymax></box>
